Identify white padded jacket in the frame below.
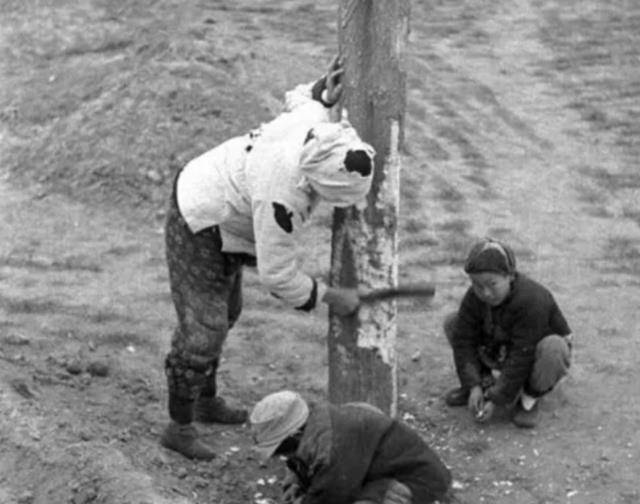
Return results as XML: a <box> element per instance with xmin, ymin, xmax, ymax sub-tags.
<box><xmin>176</xmin><ymin>81</ymin><xmax>374</xmax><ymax>307</ymax></box>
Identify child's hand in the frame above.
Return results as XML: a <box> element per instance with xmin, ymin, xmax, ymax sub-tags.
<box><xmin>324</xmin><ymin>55</ymin><xmax>345</xmax><ymax>105</ymax></box>
<box><xmin>467</xmin><ymin>385</ymin><xmax>484</xmax><ymax>415</ymax></box>
<box><xmin>384</xmin><ymin>480</ymin><xmax>412</xmax><ymax>504</ymax></box>
<box><xmin>475</xmin><ymin>400</ymin><xmax>495</xmax><ymax>423</ymax></box>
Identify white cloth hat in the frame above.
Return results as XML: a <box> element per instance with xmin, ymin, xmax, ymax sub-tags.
<box><xmin>299</xmin><ymin>121</ymin><xmax>375</xmax><ymax>207</ymax></box>
<box><xmin>249</xmin><ymin>390</ymin><xmax>309</xmax><ymax>460</ymax></box>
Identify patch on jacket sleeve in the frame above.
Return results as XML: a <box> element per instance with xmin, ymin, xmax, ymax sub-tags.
<box><xmin>272</xmin><ymin>202</ymin><xmax>294</xmax><ymax>233</ymax></box>
<box><xmin>344</xmin><ymin>149</ymin><xmax>373</xmax><ymax>177</ymax></box>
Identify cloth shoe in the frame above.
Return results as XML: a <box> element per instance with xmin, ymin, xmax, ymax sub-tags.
<box><xmin>512</xmin><ymin>400</ymin><xmax>540</xmax><ymax>428</ymax></box>
<box><xmin>195</xmin><ymin>396</ymin><xmax>248</xmax><ymax>424</ymax></box>
<box><xmin>444</xmin><ymin>387</ymin><xmax>470</xmax><ymax>407</ymax></box>
<box><xmin>160</xmin><ymin>421</ymin><xmax>216</xmax><ymax>460</ymax></box>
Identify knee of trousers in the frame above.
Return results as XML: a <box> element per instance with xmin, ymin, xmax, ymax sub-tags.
<box><xmin>165</xmin><ymin>358</ymin><xmax>211</xmax><ymax>400</ymax></box>
<box><xmin>171</xmin><ymin>315</ymin><xmax>229</xmax><ymax>362</ymax></box>
<box><xmin>529</xmin><ymin>335</ymin><xmax>571</xmax><ymax>392</ymax></box>
<box><xmin>165</xmin><ymin>332</ymin><xmax>225</xmax><ymax>398</ymax></box>
<box><xmin>536</xmin><ymin>335</ymin><xmax>571</xmax><ymax>367</ymax></box>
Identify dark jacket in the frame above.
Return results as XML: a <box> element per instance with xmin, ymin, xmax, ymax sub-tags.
<box><xmin>285</xmin><ymin>401</ymin><xmax>451</xmax><ymax>504</ymax></box>
<box><xmin>452</xmin><ymin>273</ymin><xmax>570</xmax><ymax>405</ymax></box>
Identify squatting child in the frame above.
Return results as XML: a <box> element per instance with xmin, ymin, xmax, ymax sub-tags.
<box><xmin>443</xmin><ymin>238</ymin><xmax>572</xmax><ymax>428</ymax></box>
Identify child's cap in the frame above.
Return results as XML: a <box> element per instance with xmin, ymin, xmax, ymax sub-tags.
<box><xmin>299</xmin><ymin>121</ymin><xmax>375</xmax><ymax>207</ymax></box>
<box><xmin>464</xmin><ymin>238</ymin><xmax>516</xmax><ymax>275</ymax></box>
<box><xmin>249</xmin><ymin>390</ymin><xmax>309</xmax><ymax>461</ymax></box>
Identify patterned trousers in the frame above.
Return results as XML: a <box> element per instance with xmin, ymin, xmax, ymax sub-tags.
<box><xmin>164</xmin><ymin>181</ymin><xmax>248</xmax><ymax>401</ymax></box>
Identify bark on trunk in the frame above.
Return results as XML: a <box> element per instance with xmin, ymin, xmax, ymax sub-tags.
<box><xmin>328</xmin><ymin>0</ymin><xmax>410</xmax><ymax>416</ymax></box>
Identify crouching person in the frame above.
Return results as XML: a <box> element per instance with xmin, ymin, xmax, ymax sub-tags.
<box><xmin>444</xmin><ymin>237</ymin><xmax>572</xmax><ymax>428</ymax></box>
<box><xmin>249</xmin><ymin>390</ymin><xmax>452</xmax><ymax>504</ymax></box>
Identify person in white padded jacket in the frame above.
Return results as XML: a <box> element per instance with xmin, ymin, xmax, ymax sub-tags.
<box><xmin>161</xmin><ymin>56</ymin><xmax>375</xmax><ymax>459</ymax></box>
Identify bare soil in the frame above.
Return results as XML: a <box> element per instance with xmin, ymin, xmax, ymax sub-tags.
<box><xmin>1</xmin><ymin>1</ymin><xmax>639</xmax><ymax>503</ymax></box>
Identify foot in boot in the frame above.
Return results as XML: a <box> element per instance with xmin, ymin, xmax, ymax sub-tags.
<box><xmin>160</xmin><ymin>421</ymin><xmax>216</xmax><ymax>460</ymax></box>
<box><xmin>195</xmin><ymin>396</ymin><xmax>248</xmax><ymax>424</ymax></box>
<box><xmin>444</xmin><ymin>387</ymin><xmax>470</xmax><ymax>407</ymax></box>
<box><xmin>512</xmin><ymin>400</ymin><xmax>540</xmax><ymax>428</ymax></box>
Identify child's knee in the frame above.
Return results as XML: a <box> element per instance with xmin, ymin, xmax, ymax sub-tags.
<box><xmin>536</xmin><ymin>335</ymin><xmax>571</xmax><ymax>369</ymax></box>
<box><xmin>529</xmin><ymin>335</ymin><xmax>571</xmax><ymax>393</ymax></box>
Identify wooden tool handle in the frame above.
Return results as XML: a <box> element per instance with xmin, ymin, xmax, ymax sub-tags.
<box><xmin>359</xmin><ymin>283</ymin><xmax>436</xmax><ymax>303</ymax></box>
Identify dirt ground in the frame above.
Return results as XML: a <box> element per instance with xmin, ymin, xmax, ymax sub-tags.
<box><xmin>1</xmin><ymin>0</ymin><xmax>639</xmax><ymax>503</ymax></box>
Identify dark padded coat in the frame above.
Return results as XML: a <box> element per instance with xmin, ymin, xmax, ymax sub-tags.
<box><xmin>452</xmin><ymin>273</ymin><xmax>571</xmax><ymax>405</ymax></box>
<box><xmin>285</xmin><ymin>401</ymin><xmax>452</xmax><ymax>504</ymax></box>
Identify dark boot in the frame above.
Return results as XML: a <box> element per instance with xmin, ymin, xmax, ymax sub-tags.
<box><xmin>512</xmin><ymin>400</ymin><xmax>540</xmax><ymax>429</ymax></box>
<box><xmin>195</xmin><ymin>396</ymin><xmax>248</xmax><ymax>424</ymax></box>
<box><xmin>194</xmin><ymin>362</ymin><xmax>248</xmax><ymax>424</ymax></box>
<box><xmin>161</xmin><ymin>421</ymin><xmax>217</xmax><ymax>460</ymax></box>
<box><xmin>161</xmin><ymin>393</ymin><xmax>216</xmax><ymax>460</ymax></box>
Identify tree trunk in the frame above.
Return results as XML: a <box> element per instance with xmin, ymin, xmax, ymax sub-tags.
<box><xmin>328</xmin><ymin>0</ymin><xmax>410</xmax><ymax>416</ymax></box>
